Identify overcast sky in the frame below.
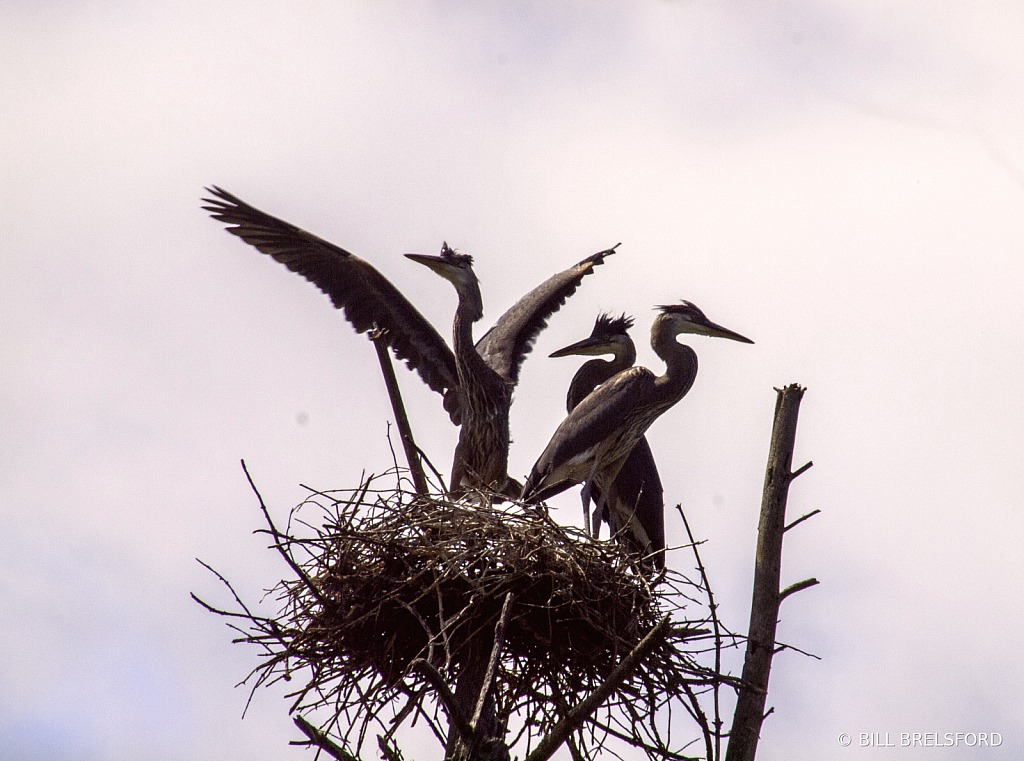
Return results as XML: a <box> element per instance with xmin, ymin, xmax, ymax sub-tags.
<box><xmin>3</xmin><ymin>1</ymin><xmax>1024</xmax><ymax>759</ymax></box>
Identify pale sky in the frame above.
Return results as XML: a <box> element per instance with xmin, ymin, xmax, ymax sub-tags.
<box><xmin>3</xmin><ymin>2</ymin><xmax>1023</xmax><ymax>759</ymax></box>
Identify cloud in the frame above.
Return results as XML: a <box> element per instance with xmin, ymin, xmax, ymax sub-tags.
<box><xmin>3</xmin><ymin>1</ymin><xmax>1024</xmax><ymax>758</ymax></box>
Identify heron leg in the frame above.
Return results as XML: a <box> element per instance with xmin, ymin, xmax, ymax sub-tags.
<box><xmin>580</xmin><ymin>459</ymin><xmax>604</xmax><ymax>537</ymax></box>
<box><xmin>580</xmin><ymin>480</ymin><xmax>593</xmax><ymax>538</ymax></box>
<box><xmin>592</xmin><ymin>484</ymin><xmax>611</xmax><ymax>541</ymax></box>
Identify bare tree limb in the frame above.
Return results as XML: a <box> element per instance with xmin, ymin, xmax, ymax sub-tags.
<box><xmin>789</xmin><ymin>461</ymin><xmax>813</xmax><ymax>480</ymax></box>
<box><xmin>772</xmin><ymin>642</ymin><xmax>821</xmax><ymax>660</ymax></box>
<box><xmin>370</xmin><ymin>325</ymin><xmax>430</xmax><ymax>497</ymax></box>
<box><xmin>524</xmin><ymin>616</ymin><xmax>670</xmax><ymax>761</ymax></box>
<box><xmin>377</xmin><ymin>734</ymin><xmax>406</xmax><ymax>761</ymax></box>
<box><xmin>292</xmin><ymin>715</ymin><xmax>361</xmax><ymax>761</ymax></box>
<box><xmin>682</xmin><ymin>682</ymin><xmax>715</xmax><ymax>761</ymax></box>
<box><xmin>678</xmin><ymin>506</ymin><xmax>724</xmax><ymax>760</ymax></box>
<box><xmin>585</xmin><ymin>716</ymin><xmax>701</xmax><ymax>761</ymax></box>
<box><xmin>779</xmin><ymin>578</ymin><xmax>819</xmax><ymax>603</ymax></box>
<box><xmin>241</xmin><ymin>460</ymin><xmax>332</xmax><ymax>611</ymax></box>
<box><xmin>408</xmin><ymin>658</ymin><xmax>474</xmax><ymax>746</ymax></box>
<box><xmin>783</xmin><ymin>509</ymin><xmax>820</xmax><ymax>533</ymax></box>
<box><xmin>471</xmin><ymin>592</ymin><xmax>515</xmax><ymax>731</ymax></box>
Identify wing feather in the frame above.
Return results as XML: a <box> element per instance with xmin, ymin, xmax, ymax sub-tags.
<box><xmin>203</xmin><ymin>187</ymin><xmax>462</xmax><ymax>422</ymax></box>
<box><xmin>474</xmin><ymin>245</ymin><xmax>618</xmax><ymax>384</ymax></box>
<box><xmin>524</xmin><ymin>366</ymin><xmax>654</xmax><ymax>497</ymax></box>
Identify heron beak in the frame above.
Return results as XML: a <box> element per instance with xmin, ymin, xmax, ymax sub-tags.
<box><xmin>693</xmin><ymin>317</ymin><xmax>754</xmax><ymax>344</ymax></box>
<box><xmin>405</xmin><ymin>252</ymin><xmax>460</xmax><ymax>283</ymax></box>
<box><xmin>549</xmin><ymin>336</ymin><xmax>615</xmax><ymax>358</ymax></box>
<box><xmin>405</xmin><ymin>252</ymin><xmax>446</xmax><ymax>271</ymax></box>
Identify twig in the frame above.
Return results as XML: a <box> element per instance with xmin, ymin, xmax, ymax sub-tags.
<box><xmin>779</xmin><ymin>578</ymin><xmax>819</xmax><ymax>602</ymax></box>
<box><xmin>586</xmin><ymin>716</ymin><xmax>701</xmax><ymax>761</ymax></box>
<box><xmin>191</xmin><ymin>559</ymin><xmax>277</xmax><ymax>629</ymax></box>
<box><xmin>772</xmin><ymin>642</ymin><xmax>821</xmax><ymax>660</ymax></box>
<box><xmin>678</xmin><ymin>506</ymin><xmax>723</xmax><ymax>760</ymax></box>
<box><xmin>681</xmin><ymin>683</ymin><xmax>714</xmax><ymax>761</ymax></box>
<box><xmin>783</xmin><ymin>509</ymin><xmax>820</xmax><ymax>533</ymax></box>
<box><xmin>789</xmin><ymin>461</ymin><xmax>813</xmax><ymax>480</ymax></box>
<box><xmin>377</xmin><ymin>734</ymin><xmax>406</xmax><ymax>761</ymax></box>
<box><xmin>241</xmin><ymin>460</ymin><xmax>332</xmax><ymax>611</ymax></box>
<box><xmin>472</xmin><ymin>592</ymin><xmax>516</xmax><ymax>731</ymax></box>
<box><xmin>292</xmin><ymin>715</ymin><xmax>361</xmax><ymax>761</ymax></box>
<box><xmin>414</xmin><ymin>443</ymin><xmax>448</xmax><ymax>493</ymax></box>
<box><xmin>525</xmin><ymin>616</ymin><xmax>670</xmax><ymax>761</ymax></box>
<box><xmin>547</xmin><ymin>684</ymin><xmax>587</xmax><ymax>761</ymax></box>
<box><xmin>409</xmin><ymin>658</ymin><xmax>474</xmax><ymax>745</ymax></box>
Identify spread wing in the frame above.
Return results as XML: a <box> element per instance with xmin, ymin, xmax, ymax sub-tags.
<box><xmin>203</xmin><ymin>186</ymin><xmax>462</xmax><ymax>423</ymax></box>
<box><xmin>474</xmin><ymin>245</ymin><xmax>619</xmax><ymax>384</ymax></box>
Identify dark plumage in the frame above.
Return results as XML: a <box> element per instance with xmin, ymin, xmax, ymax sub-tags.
<box><xmin>405</xmin><ymin>244</ymin><xmax>616</xmax><ymax>497</ymax></box>
<box><xmin>203</xmin><ymin>186</ymin><xmax>462</xmax><ymax>419</ymax></box>
<box><xmin>203</xmin><ymin>186</ymin><xmax>616</xmax><ymax>495</ymax></box>
<box><xmin>549</xmin><ymin>312</ymin><xmax>666</xmax><ymax>569</ymax></box>
<box><xmin>523</xmin><ymin>302</ymin><xmax>752</xmax><ymax>539</ymax></box>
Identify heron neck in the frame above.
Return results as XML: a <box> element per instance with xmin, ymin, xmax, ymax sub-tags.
<box><xmin>651</xmin><ymin>318</ymin><xmax>699</xmax><ymax>402</ymax></box>
<box><xmin>452</xmin><ymin>281</ymin><xmax>486</xmax><ymax>376</ymax></box>
<box><xmin>566</xmin><ymin>346</ymin><xmax>636</xmax><ymax>412</ymax></box>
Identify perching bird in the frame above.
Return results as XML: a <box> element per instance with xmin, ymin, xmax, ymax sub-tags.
<box><xmin>521</xmin><ymin>301</ymin><xmax>752</xmax><ymax>537</ymax></box>
<box><xmin>202</xmin><ymin>186</ymin><xmax>616</xmax><ymax>497</ymax></box>
<box><xmin>549</xmin><ymin>313</ymin><xmax>666</xmax><ymax>569</ymax></box>
<box><xmin>555</xmin><ymin>313</ymin><xmax>638</xmax><ymax>413</ymax></box>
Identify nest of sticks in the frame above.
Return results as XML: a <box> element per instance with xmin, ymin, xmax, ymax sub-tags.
<box><xmin>196</xmin><ymin>462</ymin><xmax>732</xmax><ymax>760</ymax></box>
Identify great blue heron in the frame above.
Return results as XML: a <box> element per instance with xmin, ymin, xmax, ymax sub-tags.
<box><xmin>549</xmin><ymin>313</ymin><xmax>666</xmax><ymax>569</ymax></box>
<box><xmin>521</xmin><ymin>301</ymin><xmax>752</xmax><ymax>534</ymax></box>
<box><xmin>202</xmin><ymin>187</ymin><xmax>615</xmax><ymax>497</ymax></box>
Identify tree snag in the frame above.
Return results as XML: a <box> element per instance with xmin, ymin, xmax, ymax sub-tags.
<box><xmin>725</xmin><ymin>384</ymin><xmax>816</xmax><ymax>761</ymax></box>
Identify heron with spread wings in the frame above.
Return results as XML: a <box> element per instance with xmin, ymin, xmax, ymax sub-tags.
<box><xmin>203</xmin><ymin>187</ymin><xmax>615</xmax><ymax>498</ymax></box>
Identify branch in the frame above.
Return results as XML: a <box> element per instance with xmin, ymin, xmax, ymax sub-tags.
<box><xmin>409</xmin><ymin>658</ymin><xmax>474</xmax><ymax>745</ymax></box>
<box><xmin>678</xmin><ymin>505</ymin><xmax>724</xmax><ymax>761</ymax></box>
<box><xmin>789</xmin><ymin>461</ymin><xmax>813</xmax><ymax>480</ymax></box>
<box><xmin>240</xmin><ymin>460</ymin><xmax>332</xmax><ymax>612</ymax></box>
<box><xmin>772</xmin><ymin>642</ymin><xmax>821</xmax><ymax>660</ymax></box>
<box><xmin>585</xmin><ymin>716</ymin><xmax>701</xmax><ymax>761</ymax></box>
<box><xmin>370</xmin><ymin>325</ymin><xmax>430</xmax><ymax>497</ymax></box>
<box><xmin>682</xmin><ymin>682</ymin><xmax>715</xmax><ymax>761</ymax></box>
<box><xmin>783</xmin><ymin>509</ymin><xmax>820</xmax><ymax>533</ymax></box>
<box><xmin>779</xmin><ymin>578</ymin><xmax>819</xmax><ymax>603</ymax></box>
<box><xmin>471</xmin><ymin>592</ymin><xmax>515</xmax><ymax>731</ymax></box>
<box><xmin>413</xmin><ymin>442</ymin><xmax>448</xmax><ymax>493</ymax></box>
<box><xmin>377</xmin><ymin>734</ymin><xmax>406</xmax><ymax>761</ymax></box>
<box><xmin>291</xmin><ymin>715</ymin><xmax>361</xmax><ymax>761</ymax></box>
<box><xmin>524</xmin><ymin>616</ymin><xmax>670</xmax><ymax>761</ymax></box>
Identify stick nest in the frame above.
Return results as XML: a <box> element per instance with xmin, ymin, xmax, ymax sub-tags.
<box><xmin>196</xmin><ymin>466</ymin><xmax>728</xmax><ymax>759</ymax></box>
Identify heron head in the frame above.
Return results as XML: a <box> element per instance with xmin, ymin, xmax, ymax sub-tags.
<box><xmin>656</xmin><ymin>301</ymin><xmax>753</xmax><ymax>344</ymax></box>
<box><xmin>405</xmin><ymin>242</ymin><xmax>475</xmax><ymax>284</ymax></box>
<box><xmin>406</xmin><ymin>243</ymin><xmax>483</xmax><ymax>319</ymax></box>
<box><xmin>550</xmin><ymin>312</ymin><xmax>636</xmax><ymax>358</ymax></box>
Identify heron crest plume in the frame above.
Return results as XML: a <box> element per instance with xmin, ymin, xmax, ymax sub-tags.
<box><xmin>592</xmin><ymin>312</ymin><xmax>635</xmax><ymax>337</ymax></box>
<box><xmin>439</xmin><ymin>241</ymin><xmax>473</xmax><ymax>268</ymax></box>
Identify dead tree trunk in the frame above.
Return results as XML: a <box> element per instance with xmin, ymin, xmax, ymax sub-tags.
<box><xmin>725</xmin><ymin>384</ymin><xmax>816</xmax><ymax>761</ymax></box>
